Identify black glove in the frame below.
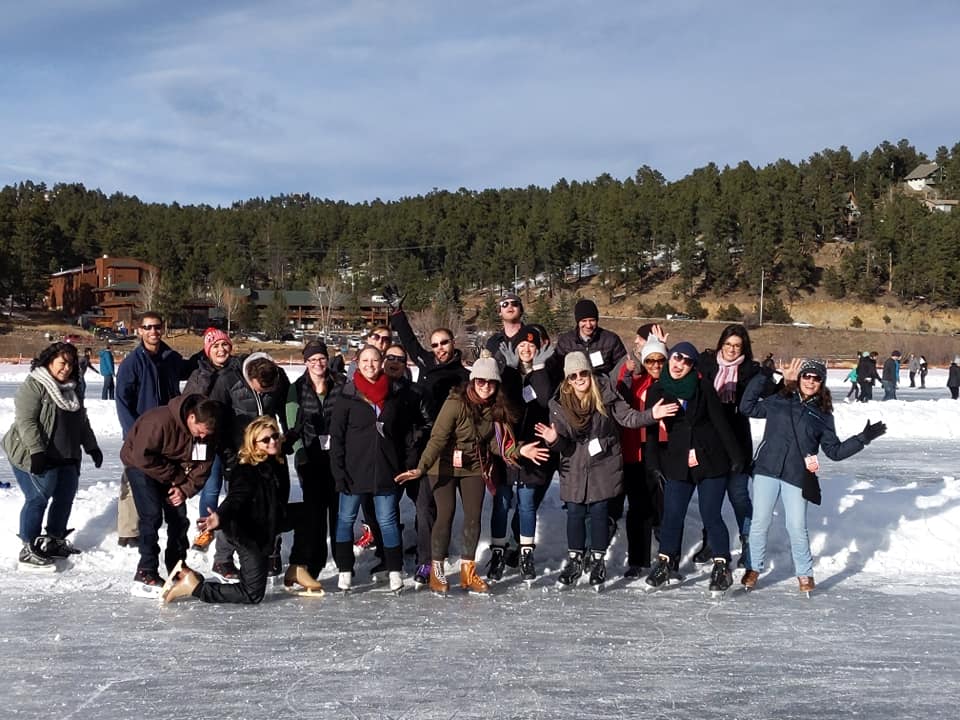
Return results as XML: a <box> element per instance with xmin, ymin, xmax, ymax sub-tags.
<box><xmin>89</xmin><ymin>448</ymin><xmax>104</xmax><ymax>468</ymax></box>
<box><xmin>861</xmin><ymin>420</ymin><xmax>887</xmax><ymax>445</ymax></box>
<box><xmin>30</xmin><ymin>453</ymin><xmax>47</xmax><ymax>475</ymax></box>
<box><xmin>729</xmin><ymin>460</ymin><xmax>744</xmax><ymax>475</ymax></box>
<box><xmin>382</xmin><ymin>284</ymin><xmax>405</xmax><ymax>312</ymax></box>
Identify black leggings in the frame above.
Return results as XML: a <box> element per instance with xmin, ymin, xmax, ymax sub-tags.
<box><xmin>430</xmin><ymin>474</ymin><xmax>485</xmax><ymax>561</ymax></box>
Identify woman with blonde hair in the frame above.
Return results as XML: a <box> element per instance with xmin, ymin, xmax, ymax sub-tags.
<box><xmin>535</xmin><ymin>351</ymin><xmax>677</xmax><ymax>590</ymax></box>
<box><xmin>162</xmin><ymin>416</ymin><xmax>323</xmax><ymax>603</ymax></box>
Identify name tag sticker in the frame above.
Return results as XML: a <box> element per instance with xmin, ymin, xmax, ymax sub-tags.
<box><xmin>522</xmin><ymin>385</ymin><xmax>537</xmax><ymax>403</ymax></box>
<box><xmin>589</xmin><ymin>351</ymin><xmax>604</xmax><ymax>367</ymax></box>
<box><xmin>453</xmin><ymin>449</ymin><xmax>463</xmax><ymax>468</ymax></box>
<box><xmin>588</xmin><ymin>438</ymin><xmax>602</xmax><ymax>456</ymax></box>
<box><xmin>319</xmin><ymin>435</ymin><xmax>331</xmax><ymax>451</ymax></box>
<box><xmin>191</xmin><ymin>443</ymin><xmax>207</xmax><ymax>461</ymax></box>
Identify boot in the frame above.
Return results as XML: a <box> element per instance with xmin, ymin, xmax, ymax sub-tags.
<box><xmin>162</xmin><ymin>564</ymin><xmax>202</xmax><ymax>604</ymax></box>
<box><xmin>18</xmin><ymin>540</ymin><xmax>56</xmax><ymax>573</ymax></box>
<box><xmin>460</xmin><ymin>560</ymin><xmax>489</xmax><ymax>594</ymax></box>
<box><xmin>486</xmin><ymin>545</ymin><xmax>506</xmax><ymax>581</ymax></box>
<box><xmin>741</xmin><ymin>569</ymin><xmax>759</xmax><ymax>590</ymax></box>
<box><xmin>589</xmin><ymin>552</ymin><xmax>606</xmax><ymax>589</ymax></box>
<box><xmin>645</xmin><ymin>554</ymin><xmax>672</xmax><ymax>588</ymax></box>
<box><xmin>692</xmin><ymin>528</ymin><xmax>712</xmax><ymax>564</ymax></box>
<box><xmin>557</xmin><ymin>551</ymin><xmax>584</xmax><ymax>586</ymax></box>
<box><xmin>708</xmin><ymin>558</ymin><xmax>732</xmax><ymax>593</ymax></box>
<box><xmin>284</xmin><ymin>564</ymin><xmax>324</xmax><ymax>594</ymax></box>
<box><xmin>798</xmin><ymin>576</ymin><xmax>816</xmax><ymax>593</ymax></box>
<box><xmin>519</xmin><ymin>544</ymin><xmax>536</xmax><ymax>581</ymax></box>
<box><xmin>429</xmin><ymin>559</ymin><xmax>449</xmax><ymax>594</ymax></box>
<box><xmin>737</xmin><ymin>534</ymin><xmax>750</xmax><ymax>569</ymax></box>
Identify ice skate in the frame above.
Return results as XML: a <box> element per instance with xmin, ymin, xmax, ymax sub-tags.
<box><xmin>161</xmin><ymin>562</ymin><xmax>202</xmax><ymax>604</ymax></box>
<box><xmin>413</xmin><ymin>563</ymin><xmax>430</xmax><ymax>590</ymax></box>
<box><xmin>337</xmin><ymin>571</ymin><xmax>353</xmax><ymax>592</ymax></box>
<box><xmin>18</xmin><ymin>540</ymin><xmax>56</xmax><ymax>573</ymax></box>
<box><xmin>556</xmin><ymin>551</ymin><xmax>583</xmax><ymax>588</ymax></box>
<box><xmin>460</xmin><ymin>560</ymin><xmax>489</xmax><ymax>594</ymax></box>
<box><xmin>486</xmin><ymin>545</ymin><xmax>506</xmax><ymax>581</ymax></box>
<box><xmin>519</xmin><ymin>545</ymin><xmax>536</xmax><ymax>583</ymax></box>
<box><xmin>741</xmin><ymin>569</ymin><xmax>759</xmax><ymax>591</ymax></box>
<box><xmin>130</xmin><ymin>567</ymin><xmax>164</xmax><ymax>598</ymax></box>
<box><xmin>589</xmin><ymin>552</ymin><xmax>606</xmax><ymax>592</ymax></box>
<box><xmin>284</xmin><ymin>564</ymin><xmax>325</xmax><ymax>597</ymax></box>
<box><xmin>798</xmin><ymin>576</ymin><xmax>815</xmax><ymax>597</ymax></box>
<box><xmin>644</xmin><ymin>554</ymin><xmax>683</xmax><ymax>591</ymax></box>
<box><xmin>707</xmin><ymin>558</ymin><xmax>732</xmax><ymax>599</ymax></box>
<box><xmin>35</xmin><ymin>531</ymin><xmax>81</xmax><ymax>558</ymax></box>
<box><xmin>388</xmin><ymin>571</ymin><xmax>404</xmax><ymax>595</ymax></box>
<box><xmin>429</xmin><ymin>560</ymin><xmax>449</xmax><ymax>596</ymax></box>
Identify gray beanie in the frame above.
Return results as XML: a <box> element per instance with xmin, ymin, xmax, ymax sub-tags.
<box><xmin>798</xmin><ymin>358</ymin><xmax>827</xmax><ymax>381</ymax></box>
<box><xmin>563</xmin><ymin>351</ymin><xmax>592</xmax><ymax>377</ymax></box>
<box><xmin>470</xmin><ymin>356</ymin><xmax>501</xmax><ymax>383</ymax></box>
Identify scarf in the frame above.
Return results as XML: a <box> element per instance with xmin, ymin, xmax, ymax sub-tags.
<box><xmin>714</xmin><ymin>354</ymin><xmax>745</xmax><ymax>403</ymax></box>
<box><xmin>353</xmin><ymin>372</ymin><xmax>389</xmax><ymax>411</ymax></box>
<box><xmin>658</xmin><ymin>370</ymin><xmax>699</xmax><ymax>401</ymax></box>
<box><xmin>30</xmin><ymin>367</ymin><xmax>81</xmax><ymax>412</ymax></box>
<box><xmin>560</xmin><ymin>389</ymin><xmax>593</xmax><ymax>434</ymax></box>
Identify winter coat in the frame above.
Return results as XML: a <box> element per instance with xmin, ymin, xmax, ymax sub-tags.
<box><xmin>417</xmin><ymin>391</ymin><xmax>515</xmax><ymax>478</ymax></box>
<box><xmin>615</xmin><ymin>366</ymin><xmax>666</xmax><ymax>464</ymax></box>
<box><xmin>555</xmin><ymin>326</ymin><xmax>627</xmax><ymax>377</ymax></box>
<box><xmin>329</xmin><ymin>379</ymin><xmax>420</xmax><ymax>494</ymax></box>
<box><xmin>740</xmin><ymin>373</ymin><xmax>865</xmax><ymax>490</ymax></box>
<box><xmin>645</xmin><ymin>375</ymin><xmax>743</xmax><ymax>485</ymax></box>
<box><xmin>697</xmin><ymin>350</ymin><xmax>777</xmax><ymax>466</ymax></box>
<box><xmin>388</xmin><ymin>309</ymin><xmax>469</xmax><ymax>419</ymax></box>
<box><xmin>882</xmin><ymin>357</ymin><xmax>900</xmax><ymax>384</ymax></box>
<box><xmin>856</xmin><ymin>356</ymin><xmax>879</xmax><ymax>385</ymax></box>
<box><xmin>547</xmin><ymin>374</ymin><xmax>659</xmax><ymax>504</ymax></box>
<box><xmin>98</xmin><ymin>349</ymin><xmax>114</xmax><ymax>377</ymax></box>
<box><xmin>2</xmin><ymin>373</ymin><xmax>99</xmax><ymax>471</ymax></box>
<box><xmin>948</xmin><ymin>363</ymin><xmax>960</xmax><ymax>389</ymax></box>
<box><xmin>119</xmin><ymin>393</ymin><xmax>216</xmax><ymax>496</ymax></box>
<box><xmin>115</xmin><ymin>341</ymin><xmax>190</xmax><ymax>437</ymax></box>
<box><xmin>209</xmin><ymin>352</ymin><xmax>291</xmax><ymax>460</ymax></box>
<box><xmin>182</xmin><ymin>353</ymin><xmax>241</xmax><ymax>398</ymax></box>
<box><xmin>501</xmin><ymin>364</ymin><xmax>559</xmax><ymax>486</ymax></box>
<box><xmin>285</xmin><ymin>370</ymin><xmax>344</xmax><ymax>469</ymax></box>
<box><xmin>217</xmin><ymin>456</ymin><xmax>289</xmax><ymax>555</ymax></box>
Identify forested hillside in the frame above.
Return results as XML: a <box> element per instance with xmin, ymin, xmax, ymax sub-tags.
<box><xmin>2</xmin><ymin>138</ymin><xmax>959</xmax><ymax>321</ymax></box>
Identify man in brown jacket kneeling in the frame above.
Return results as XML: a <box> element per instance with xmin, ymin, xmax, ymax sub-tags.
<box><xmin>120</xmin><ymin>394</ymin><xmax>220</xmax><ymax>598</ymax></box>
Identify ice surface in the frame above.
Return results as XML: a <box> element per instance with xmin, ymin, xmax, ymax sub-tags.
<box><xmin>1</xmin><ymin>365</ymin><xmax>959</xmax><ymax>719</ymax></box>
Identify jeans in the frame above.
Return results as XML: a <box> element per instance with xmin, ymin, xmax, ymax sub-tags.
<box><xmin>335</xmin><ymin>492</ymin><xmax>401</xmax><ymax>549</ymax></box>
<box><xmin>197</xmin><ymin>455</ymin><xmax>223</xmax><ymax>518</ymax></box>
<box><xmin>101</xmin><ymin>375</ymin><xmax>115</xmax><ymax>400</ymax></box>
<box><xmin>565</xmin><ymin>500</ymin><xmax>610</xmax><ymax>553</ymax></box>
<box><xmin>659</xmin><ymin>474</ymin><xmax>730</xmax><ymax>563</ymax></box>
<box><xmin>748</xmin><ymin>473</ymin><xmax>813</xmax><ymax>577</ymax></box>
<box><xmin>126</xmin><ymin>466</ymin><xmax>190</xmax><ymax>574</ymax></box>
<box><xmin>881</xmin><ymin>380</ymin><xmax>896</xmax><ymax>401</ymax></box>
<box><xmin>490</xmin><ymin>473</ymin><xmax>515</xmax><ymax>540</ymax></box>
<box><xmin>13</xmin><ymin>463</ymin><xmax>79</xmax><ymax>542</ymax></box>
<box><xmin>725</xmin><ymin>471</ymin><xmax>752</xmax><ymax>538</ymax></box>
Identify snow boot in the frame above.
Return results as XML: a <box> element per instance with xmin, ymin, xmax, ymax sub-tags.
<box><xmin>708</xmin><ymin>558</ymin><xmax>733</xmax><ymax>595</ymax></box>
<box><xmin>486</xmin><ymin>545</ymin><xmax>506</xmax><ymax>581</ymax></box>
<box><xmin>589</xmin><ymin>552</ymin><xmax>606</xmax><ymax>591</ymax></box>
<box><xmin>429</xmin><ymin>560</ymin><xmax>449</xmax><ymax>595</ymax></box>
<box><xmin>18</xmin><ymin>540</ymin><xmax>55</xmax><ymax>573</ymax></box>
<box><xmin>557</xmin><ymin>551</ymin><xmax>584</xmax><ymax>586</ymax></box>
<box><xmin>519</xmin><ymin>544</ymin><xmax>536</xmax><ymax>581</ymax></box>
<box><xmin>692</xmin><ymin>528</ymin><xmax>712</xmax><ymax>564</ymax></box>
<box><xmin>460</xmin><ymin>560</ymin><xmax>489</xmax><ymax>594</ymax></box>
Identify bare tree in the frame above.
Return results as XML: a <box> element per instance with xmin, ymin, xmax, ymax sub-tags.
<box><xmin>409</xmin><ymin>307</ymin><xmax>471</xmax><ymax>360</ymax></box>
<box><xmin>138</xmin><ymin>269</ymin><xmax>161</xmax><ymax>312</ymax></box>
<box><xmin>312</xmin><ymin>275</ymin><xmax>345</xmax><ymax>338</ymax></box>
<box><xmin>221</xmin><ymin>286</ymin><xmax>243</xmax><ymax>334</ymax></box>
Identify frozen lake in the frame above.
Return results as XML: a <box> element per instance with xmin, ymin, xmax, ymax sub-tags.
<box><xmin>1</xmin><ymin>365</ymin><xmax>959</xmax><ymax>719</ymax></box>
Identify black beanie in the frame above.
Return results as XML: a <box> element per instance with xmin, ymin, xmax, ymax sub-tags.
<box><xmin>574</xmin><ymin>299</ymin><xmax>599</xmax><ymax>322</ymax></box>
<box><xmin>510</xmin><ymin>325</ymin><xmax>542</xmax><ymax>351</ymax></box>
<box><xmin>302</xmin><ymin>340</ymin><xmax>329</xmax><ymax>360</ymax></box>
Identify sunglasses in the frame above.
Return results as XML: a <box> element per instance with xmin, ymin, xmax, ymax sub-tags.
<box><xmin>385</xmin><ymin>354</ymin><xmax>406</xmax><ymax>363</ymax></box>
<box><xmin>566</xmin><ymin>369</ymin><xmax>592</xmax><ymax>382</ymax></box>
<box><xmin>431</xmin><ymin>338</ymin><xmax>452</xmax><ymax>349</ymax></box>
<box><xmin>140</xmin><ymin>323</ymin><xmax>163</xmax><ymax>332</ymax></box>
<box><xmin>474</xmin><ymin>377</ymin><xmax>497</xmax><ymax>387</ymax></box>
<box><xmin>643</xmin><ymin>357</ymin><xmax>666</xmax><ymax>366</ymax></box>
<box><xmin>500</xmin><ymin>300</ymin><xmax>521</xmax><ymax>309</ymax></box>
<box><xmin>257</xmin><ymin>432</ymin><xmax>281</xmax><ymax>445</ymax></box>
<box><xmin>369</xmin><ymin>332</ymin><xmax>390</xmax><ymax>342</ymax></box>
<box><xmin>799</xmin><ymin>373</ymin><xmax>823</xmax><ymax>382</ymax></box>
<box><xmin>671</xmin><ymin>352</ymin><xmax>694</xmax><ymax>366</ymax></box>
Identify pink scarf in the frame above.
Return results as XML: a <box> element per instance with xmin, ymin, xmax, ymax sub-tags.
<box><xmin>714</xmin><ymin>354</ymin><xmax>745</xmax><ymax>403</ymax></box>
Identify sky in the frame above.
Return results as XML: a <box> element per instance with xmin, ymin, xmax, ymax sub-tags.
<box><xmin>2</xmin><ymin>1</ymin><xmax>959</xmax><ymax>207</ymax></box>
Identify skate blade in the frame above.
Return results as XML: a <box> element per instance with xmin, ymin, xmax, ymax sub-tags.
<box><xmin>285</xmin><ymin>586</ymin><xmax>326</xmax><ymax>597</ymax></box>
<box><xmin>17</xmin><ymin>561</ymin><xmax>57</xmax><ymax>574</ymax></box>
<box><xmin>707</xmin><ymin>589</ymin><xmax>727</xmax><ymax>600</ymax></box>
<box><xmin>130</xmin><ymin>582</ymin><xmax>163</xmax><ymax>599</ymax></box>
<box><xmin>159</xmin><ymin>560</ymin><xmax>185</xmax><ymax>599</ymax></box>
<box><xmin>592</xmin><ymin>583</ymin><xmax>605</xmax><ymax>593</ymax></box>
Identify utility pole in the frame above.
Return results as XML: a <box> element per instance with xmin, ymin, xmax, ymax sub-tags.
<box><xmin>759</xmin><ymin>268</ymin><xmax>765</xmax><ymax>327</ymax></box>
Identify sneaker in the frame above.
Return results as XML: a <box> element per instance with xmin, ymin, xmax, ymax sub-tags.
<box><xmin>486</xmin><ymin>546</ymin><xmax>506</xmax><ymax>581</ymax></box>
<box><xmin>413</xmin><ymin>563</ymin><xmax>430</xmax><ymax>588</ymax></box>
<box><xmin>557</xmin><ymin>551</ymin><xmax>584</xmax><ymax>586</ymax></box>
<box><xmin>191</xmin><ymin>529</ymin><xmax>215</xmax><ymax>552</ymax></box>
<box><xmin>708</xmin><ymin>558</ymin><xmax>733</xmax><ymax>593</ymax></box>
<box><xmin>211</xmin><ymin>560</ymin><xmax>241</xmax><ymax>583</ymax></box>
<box><xmin>589</xmin><ymin>553</ymin><xmax>606</xmax><ymax>589</ymax></box>
<box><xmin>645</xmin><ymin>554</ymin><xmax>672</xmax><ymax>588</ymax></box>
<box><xmin>131</xmin><ymin>567</ymin><xmax>164</xmax><ymax>598</ymax></box>
<box><xmin>519</xmin><ymin>545</ymin><xmax>536</xmax><ymax>581</ymax></box>
<box><xmin>741</xmin><ymin>569</ymin><xmax>759</xmax><ymax>590</ymax></box>
<box><xmin>18</xmin><ymin>541</ymin><xmax>56</xmax><ymax>573</ymax></box>
<box><xmin>355</xmin><ymin>523</ymin><xmax>375</xmax><ymax>549</ymax></box>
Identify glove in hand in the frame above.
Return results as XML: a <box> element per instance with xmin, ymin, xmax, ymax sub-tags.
<box><xmin>383</xmin><ymin>284</ymin><xmax>405</xmax><ymax>311</ymax></box>
<box><xmin>861</xmin><ymin>419</ymin><xmax>887</xmax><ymax>445</ymax></box>
<box><xmin>498</xmin><ymin>341</ymin><xmax>520</xmax><ymax>369</ymax></box>
<box><xmin>532</xmin><ymin>343</ymin><xmax>556</xmax><ymax>370</ymax></box>
<box><xmin>30</xmin><ymin>452</ymin><xmax>47</xmax><ymax>475</ymax></box>
<box><xmin>89</xmin><ymin>448</ymin><xmax>104</xmax><ymax>468</ymax></box>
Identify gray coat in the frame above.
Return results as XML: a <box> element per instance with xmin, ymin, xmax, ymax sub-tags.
<box><xmin>547</xmin><ymin>375</ymin><xmax>659</xmax><ymax>504</ymax></box>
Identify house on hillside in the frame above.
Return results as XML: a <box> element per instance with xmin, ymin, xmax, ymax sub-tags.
<box><xmin>923</xmin><ymin>198</ymin><xmax>958</xmax><ymax>213</ymax></box>
<box><xmin>48</xmin><ymin>256</ymin><xmax>158</xmax><ymax>328</ymax></box>
<box><xmin>904</xmin><ymin>162</ymin><xmax>940</xmax><ymax>192</ymax></box>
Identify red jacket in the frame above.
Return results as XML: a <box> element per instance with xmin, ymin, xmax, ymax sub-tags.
<box><xmin>616</xmin><ymin>365</ymin><xmax>667</xmax><ymax>464</ymax></box>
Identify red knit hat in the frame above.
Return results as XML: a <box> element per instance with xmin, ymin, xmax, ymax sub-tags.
<box><xmin>203</xmin><ymin>327</ymin><xmax>232</xmax><ymax>357</ymax></box>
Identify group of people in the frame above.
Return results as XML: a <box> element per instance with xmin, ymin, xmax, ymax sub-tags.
<box><xmin>6</xmin><ymin>295</ymin><xmax>895</xmax><ymax>602</ymax></box>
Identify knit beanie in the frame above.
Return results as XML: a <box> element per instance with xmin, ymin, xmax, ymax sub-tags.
<box><xmin>203</xmin><ymin>328</ymin><xmax>232</xmax><ymax>357</ymax></box>
<box><xmin>302</xmin><ymin>340</ymin><xmax>329</xmax><ymax>360</ymax></box>
<box><xmin>574</xmin><ymin>299</ymin><xmax>599</xmax><ymax>322</ymax></box>
<box><xmin>470</xmin><ymin>356</ymin><xmax>502</xmax><ymax>383</ymax></box>
<box><xmin>798</xmin><ymin>358</ymin><xmax>827</xmax><ymax>381</ymax></box>
<box><xmin>641</xmin><ymin>337</ymin><xmax>669</xmax><ymax>363</ymax></box>
<box><xmin>669</xmin><ymin>341</ymin><xmax>700</xmax><ymax>365</ymax></box>
<box><xmin>563</xmin><ymin>351</ymin><xmax>592</xmax><ymax>377</ymax></box>
<box><xmin>511</xmin><ymin>325</ymin><xmax>542</xmax><ymax>351</ymax></box>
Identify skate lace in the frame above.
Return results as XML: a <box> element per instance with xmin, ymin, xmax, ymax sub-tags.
<box><xmin>433</xmin><ymin>563</ymin><xmax>447</xmax><ymax>584</ymax></box>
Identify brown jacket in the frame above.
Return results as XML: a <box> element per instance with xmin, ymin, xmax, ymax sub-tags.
<box><xmin>119</xmin><ymin>393</ymin><xmax>215</xmax><ymax>496</ymax></box>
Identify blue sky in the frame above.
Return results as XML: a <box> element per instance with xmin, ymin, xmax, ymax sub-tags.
<box><xmin>2</xmin><ymin>1</ymin><xmax>958</xmax><ymax>206</ymax></box>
